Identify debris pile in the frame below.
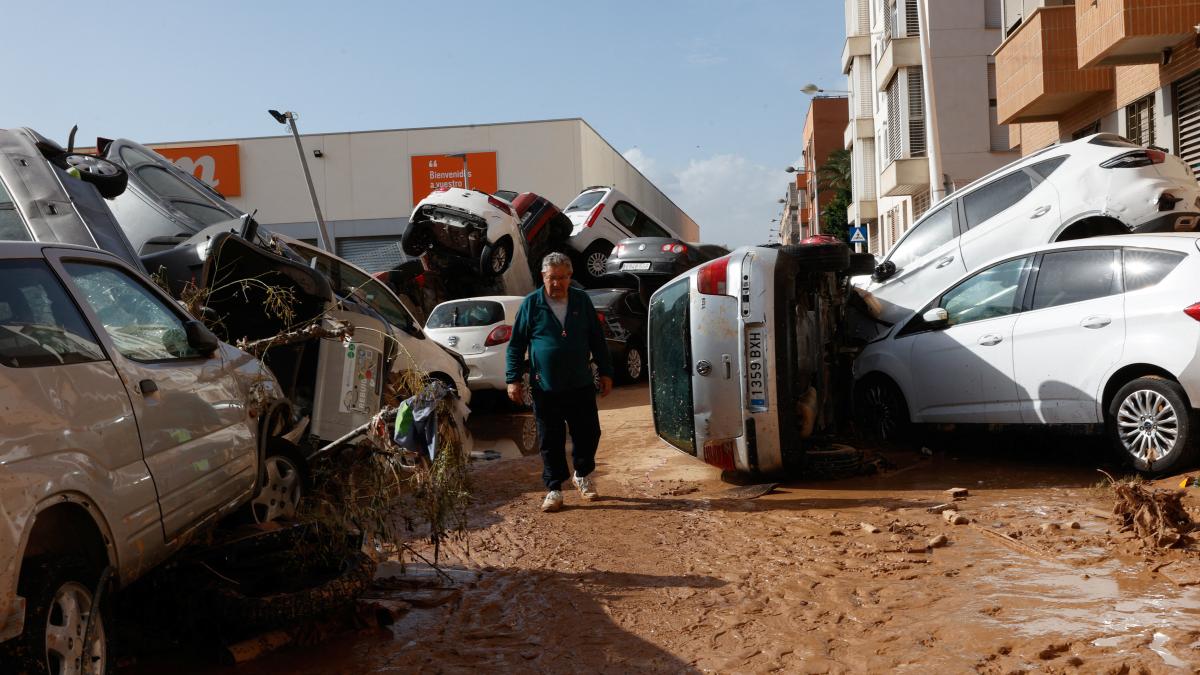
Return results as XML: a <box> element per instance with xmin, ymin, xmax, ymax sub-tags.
<box><xmin>1110</xmin><ymin>480</ymin><xmax>1194</xmax><ymax>548</ymax></box>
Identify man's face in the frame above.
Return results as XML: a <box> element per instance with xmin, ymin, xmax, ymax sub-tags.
<box><xmin>542</xmin><ymin>265</ymin><xmax>571</xmax><ymax>300</ymax></box>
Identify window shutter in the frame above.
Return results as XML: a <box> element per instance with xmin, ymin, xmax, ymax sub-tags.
<box><xmin>908</xmin><ymin>67</ymin><xmax>926</xmax><ymax>157</ymax></box>
<box><xmin>1174</xmin><ymin>71</ymin><xmax>1200</xmax><ymax>174</ymax></box>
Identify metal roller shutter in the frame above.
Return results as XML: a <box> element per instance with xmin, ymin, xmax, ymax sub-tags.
<box><xmin>1174</xmin><ymin>71</ymin><xmax>1200</xmax><ymax>175</ymax></box>
<box><xmin>335</xmin><ymin>236</ymin><xmax>409</xmax><ymax>273</ymax></box>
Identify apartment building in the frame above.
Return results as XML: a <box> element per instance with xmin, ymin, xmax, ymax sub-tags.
<box><xmin>843</xmin><ymin>0</ymin><xmax>1018</xmax><ymax>255</ymax></box>
<box><xmin>996</xmin><ymin>0</ymin><xmax>1200</xmax><ymax>172</ymax></box>
<box><xmin>777</xmin><ymin>172</ymin><xmax>811</xmax><ymax>245</ymax></box>
<box><xmin>800</xmin><ymin>97</ymin><xmax>850</xmax><ymax>240</ymax></box>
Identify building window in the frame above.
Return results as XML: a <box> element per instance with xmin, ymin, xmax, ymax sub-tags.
<box><xmin>1126</xmin><ymin>95</ymin><xmax>1155</xmax><ymax>147</ymax></box>
<box><xmin>908</xmin><ymin>67</ymin><xmax>926</xmax><ymax>157</ymax></box>
<box><xmin>1072</xmin><ymin>120</ymin><xmax>1101</xmax><ymax>140</ymax></box>
<box><xmin>1173</xmin><ymin>70</ymin><xmax>1200</xmax><ymax>175</ymax></box>
<box><xmin>886</xmin><ymin>76</ymin><xmax>902</xmax><ymax>162</ymax></box>
<box><xmin>912</xmin><ymin>191</ymin><xmax>931</xmax><ymax>220</ymax></box>
<box><xmin>905</xmin><ymin>0</ymin><xmax>920</xmax><ymax>36</ymax></box>
<box><xmin>985</xmin><ymin>0</ymin><xmax>1002</xmax><ymax>29</ymax></box>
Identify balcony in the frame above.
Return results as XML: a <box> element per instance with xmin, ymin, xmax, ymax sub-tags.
<box><xmin>875</xmin><ymin>36</ymin><xmax>921</xmax><ymax>91</ymax></box>
<box><xmin>879</xmin><ymin>156</ymin><xmax>929</xmax><ymax>197</ymax></box>
<box><xmin>1078</xmin><ymin>0</ymin><xmax>1200</xmax><ymax>67</ymax></box>
<box><xmin>842</xmin><ymin>35</ymin><xmax>871</xmax><ymax>74</ymax></box>
<box><xmin>847</xmin><ymin>197</ymin><xmax>878</xmax><ymax>223</ymax></box>
<box><xmin>843</xmin><ymin>117</ymin><xmax>876</xmax><ymax>149</ymax></box>
<box><xmin>994</xmin><ymin>6</ymin><xmax>1114</xmax><ymax>125</ymax></box>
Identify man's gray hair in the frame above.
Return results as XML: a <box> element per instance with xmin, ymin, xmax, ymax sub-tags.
<box><xmin>541</xmin><ymin>252</ymin><xmax>573</xmax><ymax>274</ymax></box>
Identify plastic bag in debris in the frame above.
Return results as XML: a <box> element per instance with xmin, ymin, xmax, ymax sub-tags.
<box><xmin>392</xmin><ymin>379</ymin><xmax>453</xmax><ymax>461</ymax></box>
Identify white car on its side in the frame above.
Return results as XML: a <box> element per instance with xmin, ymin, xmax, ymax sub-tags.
<box><xmin>403</xmin><ymin>187</ymin><xmax>531</xmax><ymax>281</ymax></box>
<box><xmin>854</xmin><ymin>134</ymin><xmax>1200</xmax><ymax>333</ymax></box>
<box><xmin>563</xmin><ymin>186</ymin><xmax>679</xmax><ymax>284</ymax></box>
<box><xmin>424</xmin><ymin>296</ymin><xmax>529</xmax><ymax>404</ymax></box>
<box><xmin>853</xmin><ymin>233</ymin><xmax>1200</xmax><ymax>475</ymax></box>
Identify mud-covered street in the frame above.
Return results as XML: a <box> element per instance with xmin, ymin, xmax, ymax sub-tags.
<box><xmin>125</xmin><ymin>385</ymin><xmax>1200</xmax><ymax>674</ymax></box>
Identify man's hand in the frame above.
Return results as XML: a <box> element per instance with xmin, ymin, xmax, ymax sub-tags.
<box><xmin>599</xmin><ymin>376</ymin><xmax>613</xmax><ymax>398</ymax></box>
<box><xmin>507</xmin><ymin>382</ymin><xmax>525</xmax><ymax>405</ymax></box>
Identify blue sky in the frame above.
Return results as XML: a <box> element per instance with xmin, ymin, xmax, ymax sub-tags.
<box><xmin>2</xmin><ymin>1</ymin><xmax>846</xmax><ymax>247</ymax></box>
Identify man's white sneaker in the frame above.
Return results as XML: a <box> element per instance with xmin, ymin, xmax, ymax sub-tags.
<box><xmin>541</xmin><ymin>490</ymin><xmax>563</xmax><ymax>512</ymax></box>
<box><xmin>573</xmin><ymin>472</ymin><xmax>599</xmax><ymax>501</ymax></box>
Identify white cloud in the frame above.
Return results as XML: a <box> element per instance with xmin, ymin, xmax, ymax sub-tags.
<box><xmin>624</xmin><ymin>150</ymin><xmax>785</xmax><ymax>249</ymax></box>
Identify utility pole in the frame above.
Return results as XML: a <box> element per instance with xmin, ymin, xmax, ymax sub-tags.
<box><xmin>916</xmin><ymin>0</ymin><xmax>948</xmax><ymax>205</ymax></box>
<box><xmin>269</xmin><ymin>109</ymin><xmax>334</xmax><ymax>252</ymax></box>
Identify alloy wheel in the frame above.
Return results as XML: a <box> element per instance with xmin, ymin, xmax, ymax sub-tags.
<box><xmin>64</xmin><ymin>155</ymin><xmax>122</xmax><ymax>178</ymax></box>
<box><xmin>626</xmin><ymin>348</ymin><xmax>643</xmax><ymax>380</ymax></box>
<box><xmin>490</xmin><ymin>246</ymin><xmax>508</xmax><ymax>273</ymax></box>
<box><xmin>864</xmin><ymin>383</ymin><xmax>897</xmax><ymax>440</ymax></box>
<box><xmin>45</xmin><ymin>581</ymin><xmax>105</xmax><ymax>675</ymax></box>
<box><xmin>252</xmin><ymin>454</ymin><xmax>303</xmax><ymax>522</ymax></box>
<box><xmin>586</xmin><ymin>252</ymin><xmax>607</xmax><ymax>277</ymax></box>
<box><xmin>1116</xmin><ymin>389</ymin><xmax>1179</xmax><ymax>463</ymax></box>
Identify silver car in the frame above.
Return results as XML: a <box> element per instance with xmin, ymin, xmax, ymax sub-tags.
<box><xmin>0</xmin><ymin>242</ymin><xmax>281</xmax><ymax>673</ymax></box>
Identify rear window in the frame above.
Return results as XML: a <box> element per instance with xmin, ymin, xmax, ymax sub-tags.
<box><xmin>586</xmin><ymin>290</ymin><xmax>628</xmax><ymax>308</ymax></box>
<box><xmin>427</xmin><ymin>300</ymin><xmax>505</xmax><ymax>328</ymax></box>
<box><xmin>1088</xmin><ymin>134</ymin><xmax>1140</xmax><ymax>148</ymax></box>
<box><xmin>649</xmin><ymin>278</ymin><xmax>695</xmax><ymax>453</ymax></box>
<box><xmin>1124</xmin><ymin>248</ymin><xmax>1186</xmax><ymax>291</ymax></box>
<box><xmin>565</xmin><ymin>190</ymin><xmax>605</xmax><ymax>213</ymax></box>
<box><xmin>0</xmin><ymin>260</ymin><xmax>105</xmax><ymax>368</ymax></box>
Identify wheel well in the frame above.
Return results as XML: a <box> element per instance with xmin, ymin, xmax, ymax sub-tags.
<box><xmin>21</xmin><ymin>503</ymin><xmax>110</xmax><ymax>580</ymax></box>
<box><xmin>854</xmin><ymin>372</ymin><xmax>905</xmax><ymax>407</ymax></box>
<box><xmin>1055</xmin><ymin>216</ymin><xmax>1128</xmax><ymax>242</ymax></box>
<box><xmin>1102</xmin><ymin>364</ymin><xmax>1184</xmax><ymax>413</ymax></box>
<box><xmin>429</xmin><ymin>371</ymin><xmax>456</xmax><ymax>391</ymax></box>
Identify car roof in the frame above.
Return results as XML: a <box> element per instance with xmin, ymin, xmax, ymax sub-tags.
<box><xmin>998</xmin><ymin>232</ymin><xmax>1200</xmax><ymax>261</ymax></box>
<box><xmin>0</xmin><ymin>241</ymin><xmax>126</xmax><ymax>260</ymax></box>
<box><xmin>431</xmin><ymin>295</ymin><xmax>525</xmax><ymax>308</ymax></box>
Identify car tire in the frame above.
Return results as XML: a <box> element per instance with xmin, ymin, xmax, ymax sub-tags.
<box><xmin>1107</xmin><ymin>376</ymin><xmax>1199</xmax><ymax>475</ymax></box>
<box><xmin>780</xmin><ymin>242</ymin><xmax>850</xmax><ymax>272</ymax></box>
<box><xmin>620</xmin><ymin>343</ymin><xmax>645</xmax><ymax>383</ymax></box>
<box><xmin>579</xmin><ymin>242</ymin><xmax>614</xmax><ymax>285</ymax></box>
<box><xmin>63</xmin><ymin>154</ymin><xmax>128</xmax><ymax>199</ymax></box>
<box><xmin>401</xmin><ymin>222</ymin><xmax>434</xmax><ymax>256</ymax></box>
<box><xmin>519</xmin><ymin>372</ymin><xmax>534</xmax><ymax>409</ymax></box>
<box><xmin>802</xmin><ymin>444</ymin><xmax>865</xmax><ymax>480</ymax></box>
<box><xmin>480</xmin><ymin>237</ymin><xmax>514</xmax><ymax>277</ymax></box>
<box><xmin>4</xmin><ymin>557</ymin><xmax>109</xmax><ymax>675</ymax></box>
<box><xmin>855</xmin><ymin>376</ymin><xmax>912</xmax><ymax>444</ymax></box>
<box><xmin>251</xmin><ymin>440</ymin><xmax>308</xmax><ymax>523</ymax></box>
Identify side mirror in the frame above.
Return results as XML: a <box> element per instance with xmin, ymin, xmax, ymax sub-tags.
<box><xmin>921</xmin><ymin>307</ymin><xmax>949</xmax><ymax>327</ymax></box>
<box><xmin>849</xmin><ymin>252</ymin><xmax>877</xmax><ymax>276</ymax></box>
<box><xmin>184</xmin><ymin>320</ymin><xmax>220</xmax><ymax>354</ymax></box>
<box><xmin>872</xmin><ymin>260</ymin><xmax>897</xmax><ymax>281</ymax></box>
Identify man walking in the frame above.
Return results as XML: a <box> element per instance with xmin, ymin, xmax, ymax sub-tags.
<box><xmin>507</xmin><ymin>252</ymin><xmax>614</xmax><ymax>512</ymax></box>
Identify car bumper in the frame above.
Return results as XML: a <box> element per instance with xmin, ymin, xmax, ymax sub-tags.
<box><xmin>462</xmin><ymin>351</ymin><xmax>507</xmax><ymax>391</ymax></box>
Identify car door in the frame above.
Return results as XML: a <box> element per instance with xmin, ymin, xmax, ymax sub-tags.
<box><xmin>867</xmin><ymin>200</ymin><xmax>966</xmax><ymax>322</ymax></box>
<box><xmin>50</xmin><ymin>249</ymin><xmax>257</xmax><ymax>542</ymax></box>
<box><xmin>1011</xmin><ymin>247</ymin><xmax>1125</xmax><ymax>424</ymax></box>
<box><xmin>906</xmin><ymin>256</ymin><xmax>1032</xmax><ymax>423</ymax></box>
<box><xmin>689</xmin><ymin>278</ymin><xmax>744</xmax><ymax>444</ymax></box>
<box><xmin>956</xmin><ymin>158</ymin><xmax>1066</xmax><ymax>272</ymax></box>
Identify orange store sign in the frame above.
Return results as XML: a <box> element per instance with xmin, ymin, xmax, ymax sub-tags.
<box><xmin>152</xmin><ymin>144</ymin><xmax>242</xmax><ymax>197</ymax></box>
<box><xmin>411</xmin><ymin>152</ymin><xmax>497</xmax><ymax>201</ymax></box>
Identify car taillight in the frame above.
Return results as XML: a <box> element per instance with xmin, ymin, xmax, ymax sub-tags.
<box><xmin>661</xmin><ymin>243</ymin><xmax>687</xmax><ymax>254</ymax></box>
<box><xmin>485</xmin><ymin>324</ymin><xmax>513</xmax><ymax>346</ymax></box>
<box><xmin>584</xmin><ymin>204</ymin><xmax>603</xmax><ymax>228</ymax></box>
<box><xmin>696</xmin><ymin>256</ymin><xmax>731</xmax><ymax>295</ymax></box>
<box><xmin>702</xmin><ymin>438</ymin><xmax>738</xmax><ymax>471</ymax></box>
<box><xmin>1185</xmin><ymin>303</ymin><xmax>1200</xmax><ymax>322</ymax></box>
<box><xmin>414</xmin><ymin>273</ymin><xmax>425</xmax><ymax>288</ymax></box>
<box><xmin>617</xmin><ymin>244</ymin><xmax>627</xmax><ymax>255</ymax></box>
<box><xmin>1100</xmin><ymin>150</ymin><xmax>1166</xmax><ymax>169</ymax></box>
<box><xmin>597</xmin><ymin>311</ymin><xmax>614</xmax><ymax>338</ymax></box>
<box><xmin>487</xmin><ymin>195</ymin><xmax>514</xmax><ymax>216</ymax></box>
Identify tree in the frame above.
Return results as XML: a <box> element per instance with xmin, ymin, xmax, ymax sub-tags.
<box><xmin>817</xmin><ymin>148</ymin><xmax>852</xmax><ymax>242</ymax></box>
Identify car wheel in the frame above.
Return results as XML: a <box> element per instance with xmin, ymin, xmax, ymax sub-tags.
<box><xmin>519</xmin><ymin>416</ymin><xmax>540</xmax><ymax>453</ymax></box>
<box><xmin>63</xmin><ymin>154</ymin><xmax>128</xmax><ymax>199</ymax></box>
<box><xmin>251</xmin><ymin>442</ymin><xmax>307</xmax><ymax>523</ymax></box>
<box><xmin>591</xmin><ymin>362</ymin><xmax>601</xmax><ymax>393</ymax></box>
<box><xmin>520</xmin><ymin>372</ymin><xmax>534</xmax><ymax>408</ymax></box>
<box><xmin>1107</xmin><ymin>376</ymin><xmax>1198</xmax><ymax>475</ymax></box>
<box><xmin>780</xmin><ymin>242</ymin><xmax>850</xmax><ymax>272</ymax></box>
<box><xmin>802</xmin><ymin>444</ymin><xmax>865</xmax><ymax>480</ymax></box>
<box><xmin>401</xmin><ymin>223</ymin><xmax>434</xmax><ymax>256</ymax></box>
<box><xmin>480</xmin><ymin>237</ymin><xmax>514</xmax><ymax>277</ymax></box>
<box><xmin>621</xmin><ymin>344</ymin><xmax>645</xmax><ymax>383</ymax></box>
<box><xmin>855</xmin><ymin>376</ymin><xmax>911</xmax><ymax>444</ymax></box>
<box><xmin>6</xmin><ymin>557</ymin><xmax>108</xmax><ymax>675</ymax></box>
<box><xmin>580</xmin><ymin>242</ymin><xmax>613</xmax><ymax>284</ymax></box>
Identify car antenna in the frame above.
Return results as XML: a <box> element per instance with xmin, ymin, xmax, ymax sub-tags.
<box><xmin>67</xmin><ymin>125</ymin><xmax>78</xmax><ymax>154</ymax></box>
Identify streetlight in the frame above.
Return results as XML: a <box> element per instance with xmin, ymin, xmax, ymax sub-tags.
<box><xmin>801</xmin><ymin>83</ymin><xmax>850</xmax><ymax>95</ymax></box>
<box><xmin>445</xmin><ymin>153</ymin><xmax>470</xmax><ymax>190</ymax></box>
<box><xmin>268</xmin><ymin>109</ymin><xmax>334</xmax><ymax>252</ymax></box>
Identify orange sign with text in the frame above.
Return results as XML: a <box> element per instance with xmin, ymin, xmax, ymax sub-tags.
<box><xmin>152</xmin><ymin>144</ymin><xmax>242</xmax><ymax>197</ymax></box>
<box><xmin>410</xmin><ymin>152</ymin><xmax>497</xmax><ymax>201</ymax></box>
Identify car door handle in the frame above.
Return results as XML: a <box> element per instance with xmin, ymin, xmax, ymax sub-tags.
<box><xmin>139</xmin><ymin>379</ymin><xmax>158</xmax><ymax>395</ymax></box>
<box><xmin>722</xmin><ymin>354</ymin><xmax>732</xmax><ymax>379</ymax></box>
<box><xmin>977</xmin><ymin>334</ymin><xmax>1003</xmax><ymax>346</ymax></box>
<box><xmin>1080</xmin><ymin>315</ymin><xmax>1112</xmax><ymax>329</ymax></box>
<box><xmin>935</xmin><ymin>256</ymin><xmax>955</xmax><ymax>269</ymax></box>
<box><xmin>1030</xmin><ymin>205</ymin><xmax>1052</xmax><ymax>219</ymax></box>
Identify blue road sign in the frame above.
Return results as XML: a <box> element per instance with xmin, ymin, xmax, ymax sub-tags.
<box><xmin>848</xmin><ymin>225</ymin><xmax>867</xmax><ymax>244</ymax></box>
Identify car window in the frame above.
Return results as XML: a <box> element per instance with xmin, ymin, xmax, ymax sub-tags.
<box><xmin>172</xmin><ymin>200</ymin><xmax>234</xmax><ymax>226</ymax></box>
<box><xmin>1031</xmin><ymin>249</ymin><xmax>1122</xmax><ymax>310</ymax></box>
<box><xmin>586</xmin><ymin>289</ymin><xmax>628</xmax><ymax>308</ymax></box>
<box><xmin>632</xmin><ymin>213</ymin><xmax>671</xmax><ymax>238</ymax></box>
<box><xmin>565</xmin><ymin>190</ymin><xmax>605</xmax><ymax>213</ymax></box>
<box><xmin>962</xmin><ymin>169</ymin><xmax>1037</xmax><ymax>229</ymax></box>
<box><xmin>939</xmin><ymin>256</ymin><xmax>1030</xmax><ymax>327</ymax></box>
<box><xmin>624</xmin><ymin>294</ymin><xmax>645</xmax><ymax>315</ymax></box>
<box><xmin>887</xmin><ymin>203</ymin><xmax>955</xmax><ymax>272</ymax></box>
<box><xmin>648</xmin><ymin>278</ymin><xmax>694</xmax><ymax>453</ymax></box>
<box><xmin>0</xmin><ymin>260</ymin><xmax>105</xmax><ymax>368</ymax></box>
<box><xmin>612</xmin><ymin>202</ymin><xmax>639</xmax><ymax>229</ymax></box>
<box><xmin>64</xmin><ymin>262</ymin><xmax>200</xmax><ymax>361</ymax></box>
<box><xmin>1123</xmin><ymin>248</ymin><xmax>1186</xmax><ymax>292</ymax></box>
<box><xmin>1030</xmin><ymin>156</ymin><xmax>1068</xmax><ymax>180</ymax></box>
<box><xmin>137</xmin><ymin>165</ymin><xmax>197</xmax><ymax>200</ymax></box>
<box><xmin>307</xmin><ymin>249</ymin><xmax>418</xmax><ymax>333</ymax></box>
<box><xmin>427</xmin><ymin>300</ymin><xmax>505</xmax><ymax>328</ymax></box>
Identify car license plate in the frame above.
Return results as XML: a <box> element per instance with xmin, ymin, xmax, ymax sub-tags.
<box><xmin>746</xmin><ymin>328</ymin><xmax>767</xmax><ymax>412</ymax></box>
<box><xmin>623</xmin><ymin>262</ymin><xmax>652</xmax><ymax>271</ymax></box>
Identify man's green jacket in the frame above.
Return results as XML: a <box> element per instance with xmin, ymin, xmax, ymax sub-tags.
<box><xmin>506</xmin><ymin>286</ymin><xmax>614</xmax><ymax>392</ymax></box>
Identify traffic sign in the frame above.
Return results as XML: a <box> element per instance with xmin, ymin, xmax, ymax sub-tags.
<box><xmin>848</xmin><ymin>225</ymin><xmax>867</xmax><ymax>244</ymax></box>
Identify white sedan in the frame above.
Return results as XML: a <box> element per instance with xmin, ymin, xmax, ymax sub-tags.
<box><xmin>853</xmin><ymin>233</ymin><xmax>1200</xmax><ymax>475</ymax></box>
<box><xmin>425</xmin><ymin>296</ymin><xmax>529</xmax><ymax>404</ymax></box>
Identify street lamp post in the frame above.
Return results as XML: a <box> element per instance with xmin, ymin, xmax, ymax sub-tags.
<box><xmin>446</xmin><ymin>153</ymin><xmax>470</xmax><ymax>190</ymax></box>
<box><xmin>269</xmin><ymin>109</ymin><xmax>334</xmax><ymax>253</ymax></box>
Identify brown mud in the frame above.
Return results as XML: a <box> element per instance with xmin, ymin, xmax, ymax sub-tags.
<box><xmin>127</xmin><ymin>386</ymin><xmax>1200</xmax><ymax>673</ymax></box>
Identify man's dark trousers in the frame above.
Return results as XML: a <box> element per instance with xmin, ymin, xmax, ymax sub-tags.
<box><xmin>532</xmin><ymin>385</ymin><xmax>601</xmax><ymax>491</ymax></box>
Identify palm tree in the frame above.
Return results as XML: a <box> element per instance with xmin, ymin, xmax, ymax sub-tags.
<box><xmin>816</xmin><ymin>148</ymin><xmax>852</xmax><ymax>240</ymax></box>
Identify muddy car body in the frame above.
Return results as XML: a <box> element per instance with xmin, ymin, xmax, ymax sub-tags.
<box><xmin>648</xmin><ymin>242</ymin><xmax>856</xmax><ymax>474</ymax></box>
<box><xmin>404</xmin><ymin>188</ymin><xmax>530</xmax><ymax>279</ymax></box>
<box><xmin>563</xmin><ymin>186</ymin><xmax>679</xmax><ymax>285</ymax></box>
<box><xmin>0</xmin><ymin>242</ymin><xmax>281</xmax><ymax>670</ymax></box>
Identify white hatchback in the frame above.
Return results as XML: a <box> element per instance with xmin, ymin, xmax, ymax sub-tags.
<box><xmin>404</xmin><ymin>187</ymin><xmax>531</xmax><ymax>282</ymax></box>
<box><xmin>855</xmin><ymin>134</ymin><xmax>1200</xmax><ymax>332</ymax></box>
<box><xmin>853</xmin><ymin>233</ymin><xmax>1200</xmax><ymax>474</ymax></box>
<box><xmin>424</xmin><ymin>296</ymin><xmax>528</xmax><ymax>403</ymax></box>
<box><xmin>563</xmin><ymin>186</ymin><xmax>680</xmax><ymax>284</ymax></box>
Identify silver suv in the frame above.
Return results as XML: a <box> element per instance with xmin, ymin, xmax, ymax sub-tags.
<box><xmin>0</xmin><ymin>243</ymin><xmax>280</xmax><ymax>673</ymax></box>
